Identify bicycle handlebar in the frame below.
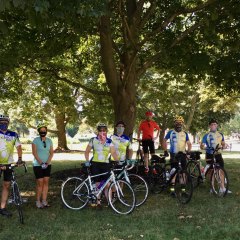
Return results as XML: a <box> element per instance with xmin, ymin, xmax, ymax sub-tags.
<box><xmin>0</xmin><ymin>162</ymin><xmax>27</xmax><ymax>173</ymax></box>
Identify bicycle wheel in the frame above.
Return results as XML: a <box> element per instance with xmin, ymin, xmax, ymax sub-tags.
<box><xmin>13</xmin><ymin>182</ymin><xmax>24</xmax><ymax>224</ymax></box>
<box><xmin>210</xmin><ymin>167</ymin><xmax>229</xmax><ymax>197</ymax></box>
<box><xmin>61</xmin><ymin>177</ymin><xmax>89</xmax><ymax>210</ymax></box>
<box><xmin>126</xmin><ymin>174</ymin><xmax>148</xmax><ymax>207</ymax></box>
<box><xmin>150</xmin><ymin>165</ymin><xmax>166</xmax><ymax>194</ymax></box>
<box><xmin>186</xmin><ymin>160</ymin><xmax>201</xmax><ymax>188</ymax></box>
<box><xmin>175</xmin><ymin>170</ymin><xmax>193</xmax><ymax>204</ymax></box>
<box><xmin>108</xmin><ymin>179</ymin><xmax>135</xmax><ymax>215</ymax></box>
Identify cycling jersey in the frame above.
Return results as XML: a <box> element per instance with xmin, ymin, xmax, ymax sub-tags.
<box><xmin>139</xmin><ymin>120</ymin><xmax>160</xmax><ymax>140</ymax></box>
<box><xmin>0</xmin><ymin>130</ymin><xmax>21</xmax><ymax>164</ymax></box>
<box><xmin>201</xmin><ymin>131</ymin><xmax>224</xmax><ymax>154</ymax></box>
<box><xmin>32</xmin><ymin>137</ymin><xmax>53</xmax><ymax>167</ymax></box>
<box><xmin>89</xmin><ymin>136</ymin><xmax>113</xmax><ymax>163</ymax></box>
<box><xmin>164</xmin><ymin>130</ymin><xmax>189</xmax><ymax>153</ymax></box>
<box><xmin>110</xmin><ymin>134</ymin><xmax>132</xmax><ymax>161</ymax></box>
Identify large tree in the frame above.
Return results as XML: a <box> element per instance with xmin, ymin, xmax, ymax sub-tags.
<box><xmin>0</xmin><ymin>0</ymin><xmax>239</xmax><ymax>135</ymax></box>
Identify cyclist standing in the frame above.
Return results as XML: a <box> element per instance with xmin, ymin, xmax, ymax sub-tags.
<box><xmin>110</xmin><ymin>121</ymin><xmax>133</xmax><ymax>163</ymax></box>
<box><xmin>162</xmin><ymin>116</ymin><xmax>192</xmax><ymax>195</ymax></box>
<box><xmin>137</xmin><ymin>111</ymin><xmax>160</xmax><ymax>174</ymax></box>
<box><xmin>32</xmin><ymin>123</ymin><xmax>54</xmax><ymax>208</ymax></box>
<box><xmin>0</xmin><ymin>114</ymin><xmax>22</xmax><ymax>217</ymax></box>
<box><xmin>200</xmin><ymin>119</ymin><xmax>231</xmax><ymax>193</ymax></box>
<box><xmin>85</xmin><ymin>123</ymin><xmax>119</xmax><ymax>206</ymax></box>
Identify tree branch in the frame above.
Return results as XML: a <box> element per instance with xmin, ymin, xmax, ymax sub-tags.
<box><xmin>33</xmin><ymin>68</ymin><xmax>110</xmax><ymax>96</ymax></box>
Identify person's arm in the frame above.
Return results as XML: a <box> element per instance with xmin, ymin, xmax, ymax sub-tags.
<box><xmin>85</xmin><ymin>144</ymin><xmax>92</xmax><ymax>161</ymax></box>
<box><xmin>16</xmin><ymin>145</ymin><xmax>23</xmax><ymax>163</ymax></box>
<box><xmin>186</xmin><ymin>140</ymin><xmax>192</xmax><ymax>152</ymax></box>
<box><xmin>32</xmin><ymin>143</ymin><xmax>43</xmax><ymax>165</ymax></box>
<box><xmin>110</xmin><ymin>146</ymin><xmax>119</xmax><ymax>161</ymax></box>
<box><xmin>200</xmin><ymin>134</ymin><xmax>206</xmax><ymax>150</ymax></box>
<box><xmin>128</xmin><ymin>148</ymin><xmax>133</xmax><ymax>159</ymax></box>
<box><xmin>154</xmin><ymin>129</ymin><xmax>160</xmax><ymax>141</ymax></box>
<box><xmin>46</xmin><ymin>145</ymin><xmax>54</xmax><ymax>165</ymax></box>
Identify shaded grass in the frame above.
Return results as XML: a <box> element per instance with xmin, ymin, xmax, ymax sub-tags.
<box><xmin>0</xmin><ymin>159</ymin><xmax>239</xmax><ymax>240</ymax></box>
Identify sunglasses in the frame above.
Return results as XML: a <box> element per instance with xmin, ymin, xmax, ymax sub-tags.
<box><xmin>43</xmin><ymin>141</ymin><xmax>46</xmax><ymax>148</ymax></box>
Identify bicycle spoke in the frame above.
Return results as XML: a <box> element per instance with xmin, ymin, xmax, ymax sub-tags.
<box><xmin>61</xmin><ymin>177</ymin><xmax>89</xmax><ymax>210</ymax></box>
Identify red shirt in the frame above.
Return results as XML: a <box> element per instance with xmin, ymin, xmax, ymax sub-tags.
<box><xmin>139</xmin><ymin>120</ymin><xmax>160</xmax><ymax>140</ymax></box>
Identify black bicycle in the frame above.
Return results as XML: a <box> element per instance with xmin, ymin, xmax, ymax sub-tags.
<box><xmin>186</xmin><ymin>151</ymin><xmax>204</xmax><ymax>188</ymax></box>
<box><xmin>149</xmin><ymin>152</ymin><xmax>193</xmax><ymax>204</ymax></box>
<box><xmin>0</xmin><ymin>163</ymin><xmax>27</xmax><ymax>224</ymax></box>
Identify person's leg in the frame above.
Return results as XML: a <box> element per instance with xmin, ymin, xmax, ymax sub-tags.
<box><xmin>42</xmin><ymin>177</ymin><xmax>50</xmax><ymax>206</ymax></box>
<box><xmin>1</xmin><ymin>181</ymin><xmax>11</xmax><ymax>209</ymax></box>
<box><xmin>36</xmin><ymin>178</ymin><xmax>44</xmax><ymax>206</ymax></box>
<box><xmin>142</xmin><ymin>140</ymin><xmax>149</xmax><ymax>172</ymax></box>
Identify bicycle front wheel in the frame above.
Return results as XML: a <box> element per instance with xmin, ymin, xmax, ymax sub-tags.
<box><xmin>13</xmin><ymin>182</ymin><xmax>24</xmax><ymax>224</ymax></box>
<box><xmin>126</xmin><ymin>174</ymin><xmax>148</xmax><ymax>207</ymax></box>
<box><xmin>175</xmin><ymin>170</ymin><xmax>193</xmax><ymax>204</ymax></box>
<box><xmin>186</xmin><ymin>160</ymin><xmax>201</xmax><ymax>188</ymax></box>
<box><xmin>108</xmin><ymin>179</ymin><xmax>135</xmax><ymax>215</ymax></box>
<box><xmin>211</xmin><ymin>167</ymin><xmax>229</xmax><ymax>197</ymax></box>
<box><xmin>61</xmin><ymin>177</ymin><xmax>89</xmax><ymax>210</ymax></box>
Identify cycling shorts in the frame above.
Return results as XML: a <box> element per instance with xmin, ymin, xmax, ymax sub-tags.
<box><xmin>142</xmin><ymin>139</ymin><xmax>155</xmax><ymax>154</ymax></box>
<box><xmin>90</xmin><ymin>162</ymin><xmax>111</xmax><ymax>182</ymax></box>
<box><xmin>170</xmin><ymin>153</ymin><xmax>187</xmax><ymax>170</ymax></box>
<box><xmin>0</xmin><ymin>167</ymin><xmax>13</xmax><ymax>182</ymax></box>
<box><xmin>33</xmin><ymin>165</ymin><xmax>52</xmax><ymax>179</ymax></box>
<box><xmin>206</xmin><ymin>153</ymin><xmax>224</xmax><ymax>168</ymax></box>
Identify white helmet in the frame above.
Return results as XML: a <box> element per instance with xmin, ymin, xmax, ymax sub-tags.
<box><xmin>0</xmin><ymin>114</ymin><xmax>10</xmax><ymax>122</ymax></box>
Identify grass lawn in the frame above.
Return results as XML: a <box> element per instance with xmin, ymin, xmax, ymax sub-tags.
<box><xmin>0</xmin><ymin>156</ymin><xmax>240</xmax><ymax>240</ymax></box>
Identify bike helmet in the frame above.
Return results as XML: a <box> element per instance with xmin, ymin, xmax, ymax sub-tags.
<box><xmin>174</xmin><ymin>115</ymin><xmax>184</xmax><ymax>123</ymax></box>
<box><xmin>97</xmin><ymin>123</ymin><xmax>107</xmax><ymax>131</ymax></box>
<box><xmin>209</xmin><ymin>119</ymin><xmax>218</xmax><ymax>125</ymax></box>
<box><xmin>145</xmin><ymin>111</ymin><xmax>154</xmax><ymax>117</ymax></box>
<box><xmin>37</xmin><ymin>123</ymin><xmax>47</xmax><ymax>131</ymax></box>
<box><xmin>0</xmin><ymin>114</ymin><xmax>10</xmax><ymax>122</ymax></box>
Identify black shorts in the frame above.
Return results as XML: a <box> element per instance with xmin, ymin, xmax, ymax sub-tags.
<box><xmin>33</xmin><ymin>165</ymin><xmax>52</xmax><ymax>179</ymax></box>
<box><xmin>90</xmin><ymin>162</ymin><xmax>111</xmax><ymax>182</ymax></box>
<box><xmin>170</xmin><ymin>153</ymin><xmax>187</xmax><ymax>170</ymax></box>
<box><xmin>142</xmin><ymin>139</ymin><xmax>155</xmax><ymax>154</ymax></box>
<box><xmin>0</xmin><ymin>168</ymin><xmax>13</xmax><ymax>182</ymax></box>
<box><xmin>206</xmin><ymin>153</ymin><xmax>224</xmax><ymax>168</ymax></box>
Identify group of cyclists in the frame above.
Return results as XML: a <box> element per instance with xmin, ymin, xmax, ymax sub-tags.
<box><xmin>0</xmin><ymin>111</ymin><xmax>231</xmax><ymax>216</ymax></box>
<box><xmin>0</xmin><ymin>114</ymin><xmax>53</xmax><ymax>217</ymax></box>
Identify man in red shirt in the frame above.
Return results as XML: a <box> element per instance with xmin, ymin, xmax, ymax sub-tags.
<box><xmin>137</xmin><ymin>111</ymin><xmax>161</xmax><ymax>173</ymax></box>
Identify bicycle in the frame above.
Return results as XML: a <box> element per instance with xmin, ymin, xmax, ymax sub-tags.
<box><xmin>0</xmin><ymin>162</ymin><xmax>27</xmax><ymax>224</ymax></box>
<box><xmin>61</xmin><ymin>162</ymin><xmax>136</xmax><ymax>215</ymax></box>
<box><xmin>186</xmin><ymin>151</ymin><xmax>204</xmax><ymax>188</ymax></box>
<box><xmin>113</xmin><ymin>159</ymin><xmax>149</xmax><ymax>207</ymax></box>
<box><xmin>149</xmin><ymin>152</ymin><xmax>193</xmax><ymax>204</ymax></box>
<box><xmin>133</xmin><ymin>138</ymin><xmax>144</xmax><ymax>165</ymax></box>
<box><xmin>204</xmin><ymin>144</ymin><xmax>229</xmax><ymax>197</ymax></box>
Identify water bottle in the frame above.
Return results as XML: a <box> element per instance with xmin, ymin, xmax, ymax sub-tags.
<box><xmin>92</xmin><ymin>183</ymin><xmax>98</xmax><ymax>194</ymax></box>
<box><xmin>170</xmin><ymin>168</ymin><xmax>176</xmax><ymax>176</ymax></box>
<box><xmin>97</xmin><ymin>180</ymin><xmax>105</xmax><ymax>189</ymax></box>
<box><xmin>204</xmin><ymin>164</ymin><xmax>210</xmax><ymax>175</ymax></box>
<box><xmin>200</xmin><ymin>166</ymin><xmax>205</xmax><ymax>178</ymax></box>
<box><xmin>166</xmin><ymin>171</ymin><xmax>170</xmax><ymax>181</ymax></box>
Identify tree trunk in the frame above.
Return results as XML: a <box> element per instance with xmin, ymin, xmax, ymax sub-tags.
<box><xmin>99</xmin><ymin>4</ymin><xmax>138</xmax><ymax>136</ymax></box>
<box><xmin>54</xmin><ymin>111</ymin><xmax>69</xmax><ymax>152</ymax></box>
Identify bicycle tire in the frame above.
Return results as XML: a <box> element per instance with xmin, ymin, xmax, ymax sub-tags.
<box><xmin>175</xmin><ymin>170</ymin><xmax>193</xmax><ymax>204</ymax></box>
<box><xmin>210</xmin><ymin>166</ymin><xmax>229</xmax><ymax>197</ymax></box>
<box><xmin>150</xmin><ymin>165</ymin><xmax>166</xmax><ymax>194</ymax></box>
<box><xmin>126</xmin><ymin>174</ymin><xmax>148</xmax><ymax>207</ymax></box>
<box><xmin>186</xmin><ymin>160</ymin><xmax>201</xmax><ymax>188</ymax></box>
<box><xmin>108</xmin><ymin>179</ymin><xmax>135</xmax><ymax>215</ymax></box>
<box><xmin>61</xmin><ymin>177</ymin><xmax>89</xmax><ymax>210</ymax></box>
<box><xmin>13</xmin><ymin>182</ymin><xmax>24</xmax><ymax>224</ymax></box>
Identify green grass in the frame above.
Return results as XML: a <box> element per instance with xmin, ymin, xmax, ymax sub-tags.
<box><xmin>0</xmin><ymin>159</ymin><xmax>240</xmax><ymax>240</ymax></box>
